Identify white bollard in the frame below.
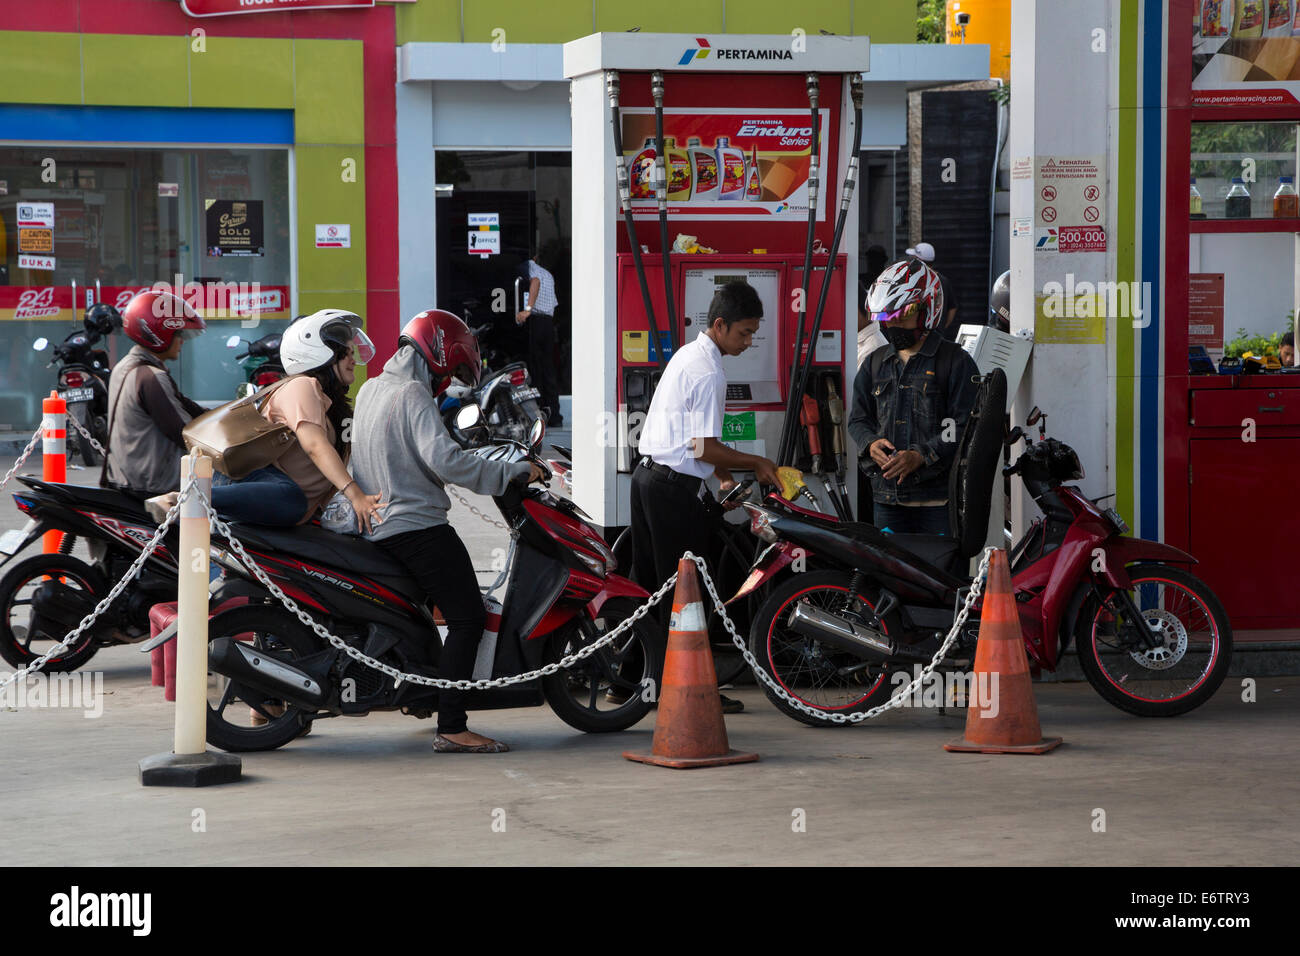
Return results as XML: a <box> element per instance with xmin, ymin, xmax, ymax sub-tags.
<box><xmin>174</xmin><ymin>452</ymin><xmax>213</xmax><ymax>755</ymax></box>
<box><xmin>140</xmin><ymin>452</ymin><xmax>240</xmax><ymax>786</ymax></box>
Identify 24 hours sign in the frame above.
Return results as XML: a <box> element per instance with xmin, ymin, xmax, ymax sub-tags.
<box><xmin>1035</xmin><ymin>156</ymin><xmax>1106</xmax><ymax>253</ymax></box>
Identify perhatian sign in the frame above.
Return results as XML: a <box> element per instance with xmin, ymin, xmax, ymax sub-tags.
<box><xmin>1034</xmin><ymin>156</ymin><xmax>1106</xmax><ymax>254</ymax></box>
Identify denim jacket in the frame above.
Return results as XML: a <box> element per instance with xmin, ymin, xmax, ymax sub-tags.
<box><xmin>847</xmin><ymin>332</ymin><xmax>979</xmax><ymax>505</ymax></box>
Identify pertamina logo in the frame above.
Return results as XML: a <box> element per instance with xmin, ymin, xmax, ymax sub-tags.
<box><xmin>678</xmin><ymin>38</ymin><xmax>710</xmax><ymax>65</ymax></box>
<box><xmin>15</xmin><ymin>287</ymin><xmax>60</xmax><ymax>319</ymax></box>
<box><xmin>677</xmin><ymin>38</ymin><xmax>794</xmax><ymax>66</ymax></box>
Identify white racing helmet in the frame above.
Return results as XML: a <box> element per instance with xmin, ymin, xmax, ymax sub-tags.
<box><xmin>866</xmin><ymin>259</ymin><xmax>945</xmax><ymax>331</ymax></box>
<box><xmin>280</xmin><ymin>309</ymin><xmax>375</xmax><ymax>375</ymax></box>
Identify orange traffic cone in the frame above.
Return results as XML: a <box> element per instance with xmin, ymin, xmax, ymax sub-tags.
<box><xmin>944</xmin><ymin>549</ymin><xmax>1062</xmax><ymax>755</ymax></box>
<box><xmin>624</xmin><ymin>558</ymin><xmax>759</xmax><ymax>769</ymax></box>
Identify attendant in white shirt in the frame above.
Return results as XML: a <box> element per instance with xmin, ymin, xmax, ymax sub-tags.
<box><xmin>630</xmin><ymin>283</ymin><xmax>779</xmax><ymax>714</ymax></box>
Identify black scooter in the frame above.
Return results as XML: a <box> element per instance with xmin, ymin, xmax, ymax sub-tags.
<box><xmin>32</xmin><ymin>303</ymin><xmax>120</xmax><ymax>467</ymax></box>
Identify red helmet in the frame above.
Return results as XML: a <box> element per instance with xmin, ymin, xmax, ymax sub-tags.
<box><xmin>399</xmin><ymin>309</ymin><xmax>481</xmax><ymax>395</ymax></box>
<box><xmin>122</xmin><ymin>290</ymin><xmax>206</xmax><ymax>352</ymax></box>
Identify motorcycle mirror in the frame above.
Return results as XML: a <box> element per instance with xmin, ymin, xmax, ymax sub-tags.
<box><xmin>33</xmin><ymin>338</ymin><xmax>49</xmax><ymax>352</ymax></box>
<box><xmin>455</xmin><ymin>403</ymin><xmax>486</xmax><ymax>432</ymax></box>
<box><xmin>225</xmin><ymin>335</ymin><xmax>242</xmax><ymax>349</ymax></box>
<box><xmin>1026</xmin><ymin>407</ymin><xmax>1042</xmax><ymax>427</ymax></box>
<box><xmin>529</xmin><ymin>416</ymin><xmax>545</xmax><ymax>451</ymax></box>
<box><xmin>235</xmin><ymin>382</ymin><xmax>256</xmax><ymax>400</ymax></box>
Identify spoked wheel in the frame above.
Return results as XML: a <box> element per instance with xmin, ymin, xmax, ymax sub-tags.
<box><xmin>205</xmin><ymin>606</ymin><xmax>319</xmax><ymax>752</ymax></box>
<box><xmin>1077</xmin><ymin>565</ymin><xmax>1232</xmax><ymax>717</ymax></box>
<box><xmin>749</xmin><ymin>570</ymin><xmax>896</xmax><ymax>728</ymax></box>
<box><xmin>541</xmin><ymin>598</ymin><xmax>663</xmax><ymax>733</ymax></box>
<box><xmin>0</xmin><ymin>554</ymin><xmax>105</xmax><ymax>672</ymax></box>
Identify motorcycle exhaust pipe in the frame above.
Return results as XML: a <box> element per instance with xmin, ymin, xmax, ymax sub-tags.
<box><xmin>787</xmin><ymin>603</ymin><xmax>895</xmax><ymax>662</ymax></box>
<box><xmin>208</xmin><ymin>637</ymin><xmax>327</xmax><ymax>709</ymax></box>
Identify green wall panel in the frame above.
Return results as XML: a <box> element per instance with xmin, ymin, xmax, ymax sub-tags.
<box><xmin>851</xmin><ymin>0</ymin><xmax>914</xmax><ymax>42</ymax></box>
<box><xmin>723</xmin><ymin>0</ymin><xmax>852</xmax><ymax>36</ymax></box>
<box><xmin>83</xmin><ymin>34</ymin><xmax>188</xmax><ymax>107</ymax></box>
<box><xmin>595</xmin><ymin>1</ymin><xmax>725</xmax><ymax>34</ymax></box>
<box><xmin>0</xmin><ymin>31</ymin><xmax>82</xmax><ymax>104</ymax></box>
<box><xmin>293</xmin><ymin>39</ymin><xmax>365</xmax><ymax>145</ymax></box>
<box><xmin>462</xmin><ymin>0</ymin><xmax>593</xmax><ymax>45</ymax></box>
<box><xmin>191</xmin><ymin>37</ymin><xmax>294</xmax><ymax>110</ymax></box>
<box><xmin>394</xmin><ymin>0</ymin><xmax>462</xmax><ymax>45</ymax></box>
<box><xmin>296</xmin><ymin>146</ymin><xmax>367</xmax><ymax>293</ymax></box>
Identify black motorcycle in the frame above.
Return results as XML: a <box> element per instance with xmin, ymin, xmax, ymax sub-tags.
<box><xmin>224</xmin><ymin>331</ymin><xmax>286</xmax><ymax>397</ymax></box>
<box><xmin>32</xmin><ymin>303</ymin><xmax>120</xmax><ymax>467</ymax></box>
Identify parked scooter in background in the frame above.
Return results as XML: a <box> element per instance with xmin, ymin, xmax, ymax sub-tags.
<box><xmin>32</xmin><ymin>303</ymin><xmax>120</xmax><ymax>467</ymax></box>
<box><xmin>225</xmin><ymin>332</ymin><xmax>287</xmax><ymax>398</ymax></box>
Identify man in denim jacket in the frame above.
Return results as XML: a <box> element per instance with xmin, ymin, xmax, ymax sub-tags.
<box><xmin>848</xmin><ymin>258</ymin><xmax>979</xmax><ymax>534</ymax></box>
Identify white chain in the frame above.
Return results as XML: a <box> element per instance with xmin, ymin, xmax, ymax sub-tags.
<box><xmin>446</xmin><ymin>484</ymin><xmax>508</xmax><ymax>530</ymax></box>
<box><xmin>0</xmin><ymin>477</ymin><xmax>191</xmax><ymax>690</ymax></box>
<box><xmin>694</xmin><ymin>546</ymin><xmax>994</xmax><ymax>724</ymax></box>
<box><xmin>66</xmin><ymin>413</ymin><xmax>107</xmax><ymax>456</ymax></box>
<box><xmin>200</xmin><ymin>485</ymin><xmax>679</xmax><ymax>690</ymax></box>
<box><xmin>0</xmin><ymin>428</ymin><xmax>43</xmax><ymax>491</ymax></box>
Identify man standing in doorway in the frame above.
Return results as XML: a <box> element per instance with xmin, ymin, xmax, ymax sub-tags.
<box><xmin>516</xmin><ymin>247</ymin><xmax>563</xmax><ymax>427</ymax></box>
<box><xmin>631</xmin><ymin>280</ymin><xmax>780</xmax><ymax>713</ymax></box>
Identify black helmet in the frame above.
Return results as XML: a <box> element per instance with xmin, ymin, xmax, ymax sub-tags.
<box><xmin>84</xmin><ymin>302</ymin><xmax>122</xmax><ymax>337</ymax></box>
<box><xmin>990</xmin><ymin>270</ymin><xmax>1011</xmax><ymax>333</ymax></box>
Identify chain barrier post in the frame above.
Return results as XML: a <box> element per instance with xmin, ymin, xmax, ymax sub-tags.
<box><xmin>140</xmin><ymin>453</ymin><xmax>241</xmax><ymax>787</ymax></box>
<box><xmin>40</xmin><ymin>392</ymin><xmax>66</xmax><ymax>554</ymax></box>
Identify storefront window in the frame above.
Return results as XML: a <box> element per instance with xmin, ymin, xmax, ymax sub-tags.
<box><xmin>0</xmin><ymin>146</ymin><xmax>292</xmax><ymax>428</ymax></box>
<box><xmin>1190</xmin><ymin>121</ymin><xmax>1298</xmax><ymax>219</ymax></box>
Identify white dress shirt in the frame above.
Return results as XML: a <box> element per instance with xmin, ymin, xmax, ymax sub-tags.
<box><xmin>527</xmin><ymin>260</ymin><xmax>559</xmax><ymax>316</ymax></box>
<box><xmin>638</xmin><ymin>331</ymin><xmax>725</xmax><ymax>481</ymax></box>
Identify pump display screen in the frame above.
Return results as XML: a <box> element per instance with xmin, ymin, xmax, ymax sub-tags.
<box><xmin>683</xmin><ymin>267</ymin><xmax>782</xmax><ymax>404</ymax></box>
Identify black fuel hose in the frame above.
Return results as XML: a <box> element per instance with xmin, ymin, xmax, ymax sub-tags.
<box><xmin>652</xmin><ymin>71</ymin><xmax>678</xmax><ymax>355</ymax></box>
<box><xmin>777</xmin><ymin>73</ymin><xmax>822</xmax><ymax>465</ymax></box>
<box><xmin>789</xmin><ymin>75</ymin><xmax>864</xmax><ymax>429</ymax></box>
<box><xmin>607</xmin><ymin>71</ymin><xmax>668</xmax><ymax>372</ymax></box>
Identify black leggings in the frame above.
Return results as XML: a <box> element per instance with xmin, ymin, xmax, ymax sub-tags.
<box><xmin>375</xmin><ymin>525</ymin><xmax>486</xmax><ymax>735</ymax></box>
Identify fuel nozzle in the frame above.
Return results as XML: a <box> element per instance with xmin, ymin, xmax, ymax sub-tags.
<box><xmin>777</xmin><ymin>467</ymin><xmax>821</xmax><ymax>510</ymax></box>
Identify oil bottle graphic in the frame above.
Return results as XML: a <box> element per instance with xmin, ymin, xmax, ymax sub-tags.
<box><xmin>745</xmin><ymin>144</ymin><xmax>762</xmax><ymax>200</ymax></box>
<box><xmin>665</xmin><ymin>136</ymin><xmax>692</xmax><ymax>202</ymax></box>
<box><xmin>628</xmin><ymin>137</ymin><xmax>656</xmax><ymax>201</ymax></box>
<box><xmin>716</xmin><ymin>136</ymin><xmax>746</xmax><ymax>201</ymax></box>
<box><xmin>688</xmin><ymin>136</ymin><xmax>718</xmax><ymax>201</ymax></box>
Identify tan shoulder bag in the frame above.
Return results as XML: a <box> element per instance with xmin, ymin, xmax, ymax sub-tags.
<box><xmin>182</xmin><ymin>375</ymin><xmax>302</xmax><ymax>479</ymax></box>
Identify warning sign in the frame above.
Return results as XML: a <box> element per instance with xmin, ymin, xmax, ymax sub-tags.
<box><xmin>1189</xmin><ymin>273</ymin><xmax>1226</xmax><ymax>356</ymax></box>
<box><xmin>1035</xmin><ymin>156</ymin><xmax>1106</xmax><ymax>253</ymax></box>
<box><xmin>19</xmin><ymin>228</ymin><xmax>53</xmax><ymax>253</ymax></box>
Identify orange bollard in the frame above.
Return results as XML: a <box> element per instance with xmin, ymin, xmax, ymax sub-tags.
<box><xmin>944</xmin><ymin>549</ymin><xmax>1063</xmax><ymax>755</ymax></box>
<box><xmin>624</xmin><ymin>558</ymin><xmax>759</xmax><ymax>769</ymax></box>
<box><xmin>41</xmin><ymin>391</ymin><xmax>66</xmax><ymax>554</ymax></box>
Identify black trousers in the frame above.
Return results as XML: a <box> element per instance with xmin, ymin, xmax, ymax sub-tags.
<box><xmin>527</xmin><ymin>311</ymin><xmax>561</xmax><ymax>422</ymax></box>
<box><xmin>629</xmin><ymin>465</ymin><xmax>717</xmax><ymax>621</ymax></box>
<box><xmin>375</xmin><ymin>525</ymin><xmax>486</xmax><ymax>736</ymax></box>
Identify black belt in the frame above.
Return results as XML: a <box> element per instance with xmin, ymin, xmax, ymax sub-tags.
<box><xmin>639</xmin><ymin>457</ymin><xmax>701</xmax><ymax>485</ymax></box>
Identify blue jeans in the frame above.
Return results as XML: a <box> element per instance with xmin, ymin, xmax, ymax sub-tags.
<box><xmin>873</xmin><ymin>502</ymin><xmax>949</xmax><ymax>536</ymax></box>
<box><xmin>211</xmin><ymin>465</ymin><xmax>307</xmax><ymax>527</ymax></box>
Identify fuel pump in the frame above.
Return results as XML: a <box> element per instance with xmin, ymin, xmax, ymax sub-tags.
<box><xmin>564</xmin><ymin>32</ymin><xmax>870</xmax><ymax>530</ymax></box>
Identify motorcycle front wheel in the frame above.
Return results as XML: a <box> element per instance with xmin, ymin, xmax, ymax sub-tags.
<box><xmin>0</xmin><ymin>554</ymin><xmax>105</xmax><ymax>671</ymax></box>
<box><xmin>749</xmin><ymin>570</ymin><xmax>897</xmax><ymax>727</ymax></box>
<box><xmin>541</xmin><ymin>598</ymin><xmax>662</xmax><ymax>733</ymax></box>
<box><xmin>1076</xmin><ymin>564</ymin><xmax>1232</xmax><ymax>717</ymax></box>
<box><xmin>205</xmin><ymin>605</ymin><xmax>318</xmax><ymax>752</ymax></box>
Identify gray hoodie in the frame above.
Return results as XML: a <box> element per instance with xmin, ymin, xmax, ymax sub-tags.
<box><xmin>350</xmin><ymin>346</ymin><xmax>530</xmax><ymax>541</ymax></box>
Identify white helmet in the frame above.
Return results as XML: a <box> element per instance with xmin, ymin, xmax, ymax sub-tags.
<box><xmin>866</xmin><ymin>259</ymin><xmax>945</xmax><ymax>331</ymax></box>
<box><xmin>280</xmin><ymin>309</ymin><xmax>375</xmax><ymax>375</ymax></box>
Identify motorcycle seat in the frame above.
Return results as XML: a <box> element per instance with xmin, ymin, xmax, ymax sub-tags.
<box><xmin>225</xmin><ymin>522</ymin><xmax>410</xmax><ymax>579</ymax></box>
<box><xmin>887</xmin><ymin>534</ymin><xmax>962</xmax><ymax>577</ymax></box>
<box><xmin>18</xmin><ymin>478</ymin><xmax>151</xmax><ymax>519</ymax></box>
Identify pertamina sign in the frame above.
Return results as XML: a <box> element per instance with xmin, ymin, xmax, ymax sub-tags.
<box><xmin>180</xmin><ymin>0</ymin><xmax>374</xmax><ymax>17</ymax></box>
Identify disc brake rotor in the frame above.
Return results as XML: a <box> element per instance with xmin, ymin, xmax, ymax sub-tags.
<box><xmin>1126</xmin><ymin>608</ymin><xmax>1187</xmax><ymax>670</ymax></box>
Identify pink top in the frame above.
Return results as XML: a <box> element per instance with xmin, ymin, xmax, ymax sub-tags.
<box><xmin>262</xmin><ymin>376</ymin><xmax>338</xmax><ymax>524</ymax></box>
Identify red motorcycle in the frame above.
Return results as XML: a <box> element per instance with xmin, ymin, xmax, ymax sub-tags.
<box><xmin>731</xmin><ymin>398</ymin><xmax>1232</xmax><ymax>725</ymax></box>
<box><xmin>200</xmin><ymin>412</ymin><xmax>661</xmax><ymax>752</ymax></box>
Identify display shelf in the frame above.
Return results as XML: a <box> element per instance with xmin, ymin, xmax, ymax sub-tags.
<box><xmin>1189</xmin><ymin>218</ymin><xmax>1300</xmax><ymax>234</ymax></box>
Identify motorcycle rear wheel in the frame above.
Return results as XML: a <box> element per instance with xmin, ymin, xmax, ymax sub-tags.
<box><xmin>66</xmin><ymin>405</ymin><xmax>102</xmax><ymax>468</ymax></box>
<box><xmin>0</xmin><ymin>554</ymin><xmax>105</xmax><ymax>671</ymax></box>
<box><xmin>1076</xmin><ymin>564</ymin><xmax>1232</xmax><ymax>717</ymax></box>
<box><xmin>749</xmin><ymin>570</ymin><xmax>897</xmax><ymax>727</ymax></box>
<box><xmin>205</xmin><ymin>605</ymin><xmax>317</xmax><ymax>753</ymax></box>
<box><xmin>541</xmin><ymin>598</ymin><xmax>661</xmax><ymax>733</ymax></box>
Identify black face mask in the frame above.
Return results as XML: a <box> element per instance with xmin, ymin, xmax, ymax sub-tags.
<box><xmin>884</xmin><ymin>325</ymin><xmax>921</xmax><ymax>350</ymax></box>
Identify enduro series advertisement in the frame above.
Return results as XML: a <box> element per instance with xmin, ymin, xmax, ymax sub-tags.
<box><xmin>619</xmin><ymin>108</ymin><xmax>830</xmax><ymax>221</ymax></box>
